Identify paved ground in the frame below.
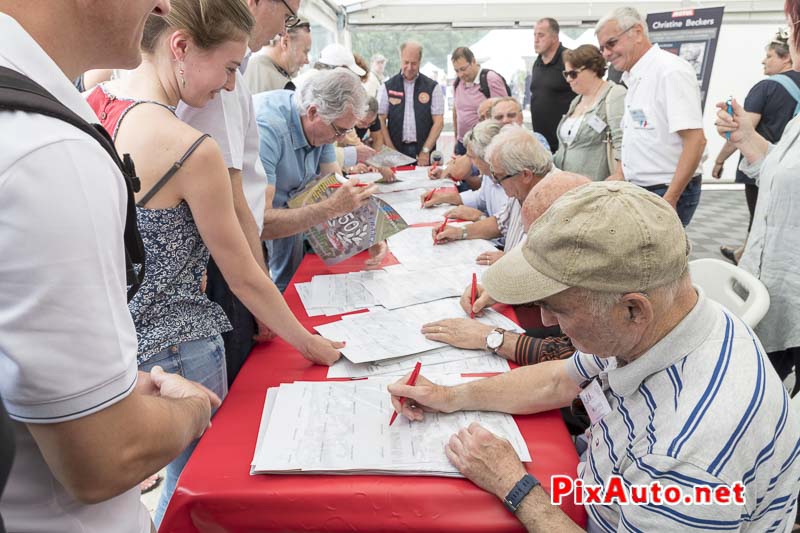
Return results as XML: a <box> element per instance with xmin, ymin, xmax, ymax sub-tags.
<box><xmin>686</xmin><ymin>184</ymin><xmax>750</xmax><ymax>261</ymax></box>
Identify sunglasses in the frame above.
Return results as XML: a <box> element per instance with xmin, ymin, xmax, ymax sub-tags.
<box><xmin>599</xmin><ymin>26</ymin><xmax>634</xmax><ymax>54</ymax></box>
<box><xmin>279</xmin><ymin>0</ymin><xmax>300</xmax><ymax>29</ymax></box>
<box><xmin>562</xmin><ymin>67</ymin><xmax>586</xmax><ymax>80</ymax></box>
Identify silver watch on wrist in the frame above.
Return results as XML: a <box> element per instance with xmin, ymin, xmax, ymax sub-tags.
<box><xmin>421</xmin><ymin>146</ymin><xmax>431</xmax><ymax>153</ymax></box>
<box><xmin>486</xmin><ymin>328</ymin><xmax>505</xmax><ymax>353</ymax></box>
<box><xmin>461</xmin><ymin>226</ymin><xmax>468</xmax><ymax>240</ymax></box>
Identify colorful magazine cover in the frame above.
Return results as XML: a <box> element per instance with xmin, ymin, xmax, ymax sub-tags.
<box><xmin>287</xmin><ymin>174</ymin><xmax>409</xmax><ymax>265</ymax></box>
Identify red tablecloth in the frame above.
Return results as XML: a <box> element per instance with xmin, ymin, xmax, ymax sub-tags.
<box><xmin>159</xmin><ymin>252</ymin><xmax>586</xmax><ymax>532</ymax></box>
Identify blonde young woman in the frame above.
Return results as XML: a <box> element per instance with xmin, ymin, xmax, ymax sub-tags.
<box><xmin>552</xmin><ymin>44</ymin><xmax>626</xmax><ymax>181</ymax></box>
<box><xmin>85</xmin><ymin>0</ymin><xmax>342</xmax><ymax>524</ymax></box>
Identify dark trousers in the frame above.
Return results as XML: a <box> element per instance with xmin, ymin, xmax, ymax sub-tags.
<box><xmin>205</xmin><ymin>256</ymin><xmax>257</xmax><ymax>387</ymax></box>
<box><xmin>645</xmin><ymin>174</ymin><xmax>702</xmax><ymax>227</ymax></box>
<box><xmin>745</xmin><ymin>183</ymin><xmax>759</xmax><ymax>232</ymax></box>
<box><xmin>396</xmin><ymin>141</ymin><xmax>418</xmax><ymax>160</ymax></box>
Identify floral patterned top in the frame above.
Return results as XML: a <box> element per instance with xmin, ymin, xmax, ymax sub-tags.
<box><xmin>86</xmin><ymin>85</ymin><xmax>231</xmax><ymax>363</ymax></box>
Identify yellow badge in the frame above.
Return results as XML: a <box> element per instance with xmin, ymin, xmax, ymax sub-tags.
<box><xmin>388</xmin><ymin>97</ymin><xmax>402</xmax><ymax>106</ymax></box>
<box><xmin>418</xmin><ymin>92</ymin><xmax>431</xmax><ymax>104</ymax></box>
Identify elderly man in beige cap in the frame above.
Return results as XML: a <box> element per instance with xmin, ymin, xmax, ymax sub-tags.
<box><xmin>389</xmin><ymin>182</ymin><xmax>800</xmax><ymax>531</ymax></box>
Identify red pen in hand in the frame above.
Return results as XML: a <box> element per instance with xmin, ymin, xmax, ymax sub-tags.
<box><xmin>422</xmin><ymin>189</ymin><xmax>435</xmax><ymax>205</ymax></box>
<box><xmin>470</xmin><ymin>273</ymin><xmax>477</xmax><ymax>319</ymax></box>
<box><xmin>434</xmin><ymin>216</ymin><xmax>449</xmax><ymax>245</ymax></box>
<box><xmin>389</xmin><ymin>361</ymin><xmax>423</xmax><ymax>426</ymax></box>
<box><xmin>329</xmin><ymin>183</ymin><xmax>369</xmax><ymax>189</ymax></box>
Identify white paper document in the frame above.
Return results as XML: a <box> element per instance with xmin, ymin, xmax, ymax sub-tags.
<box><xmin>375</xmin><ymin>177</ymin><xmax>455</xmax><ymax>194</ymax></box>
<box><xmin>387</xmin><ymin>226</ymin><xmax>498</xmax><ymax>271</ymax></box>
<box><xmin>326</xmin><ymin>346</ymin><xmax>511</xmax><ymax>379</ymax></box>
<box><xmin>295</xmin><ymin>271</ymin><xmax>379</xmax><ymax>317</ymax></box>
<box><xmin>360</xmin><ymin>264</ymin><xmax>488</xmax><ymax>310</ymax></box>
<box><xmin>250</xmin><ymin>376</ymin><xmax>531</xmax><ymax>476</ymax></box>
<box><xmin>314</xmin><ymin>297</ymin><xmax>522</xmax><ymax>364</ymax></box>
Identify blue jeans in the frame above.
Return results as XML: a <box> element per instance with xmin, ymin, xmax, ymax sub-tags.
<box><xmin>646</xmin><ymin>175</ymin><xmax>702</xmax><ymax>227</ymax></box>
<box><xmin>139</xmin><ymin>335</ymin><xmax>227</xmax><ymax>528</ymax></box>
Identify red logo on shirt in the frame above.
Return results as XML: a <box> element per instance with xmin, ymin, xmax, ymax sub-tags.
<box><xmin>418</xmin><ymin>92</ymin><xmax>430</xmax><ymax>104</ymax></box>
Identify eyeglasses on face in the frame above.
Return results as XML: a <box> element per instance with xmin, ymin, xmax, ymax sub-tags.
<box><xmin>490</xmin><ymin>171</ymin><xmax>516</xmax><ymax>185</ymax></box>
<box><xmin>279</xmin><ymin>0</ymin><xmax>300</xmax><ymax>28</ymax></box>
<box><xmin>562</xmin><ymin>67</ymin><xmax>586</xmax><ymax>80</ymax></box>
<box><xmin>329</xmin><ymin>121</ymin><xmax>352</xmax><ymax>138</ymax></box>
<box><xmin>598</xmin><ymin>25</ymin><xmax>634</xmax><ymax>54</ymax></box>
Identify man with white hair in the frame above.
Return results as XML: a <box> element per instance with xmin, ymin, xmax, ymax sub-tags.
<box><xmin>244</xmin><ymin>21</ymin><xmax>311</xmax><ymax>93</ymax></box>
<box><xmin>421</xmin><ymin>120</ymin><xmax>509</xmax><ymax>225</ymax></box>
<box><xmin>434</xmin><ymin>126</ymin><xmax>552</xmax><ymax>260</ymax></box>
<box><xmin>596</xmin><ymin>7</ymin><xmax>706</xmax><ymax>226</ymax></box>
<box><xmin>391</xmin><ymin>182</ymin><xmax>800</xmax><ymax>531</ymax></box>
<box><xmin>254</xmin><ymin>68</ymin><xmax>376</xmax><ymax>290</ymax></box>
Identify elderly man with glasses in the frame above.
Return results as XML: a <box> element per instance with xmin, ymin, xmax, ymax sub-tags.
<box><xmin>393</xmin><ymin>181</ymin><xmax>800</xmax><ymax>532</ymax></box>
<box><xmin>433</xmin><ymin>125</ymin><xmax>552</xmax><ymax>266</ymax></box>
<box><xmin>253</xmin><ymin>68</ymin><xmax>377</xmax><ymax>291</ymax></box>
<box><xmin>596</xmin><ymin>6</ymin><xmax>706</xmax><ymax>226</ymax></box>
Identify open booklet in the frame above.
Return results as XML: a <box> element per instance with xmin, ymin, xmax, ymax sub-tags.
<box><xmin>287</xmin><ymin>173</ymin><xmax>409</xmax><ymax>265</ymax></box>
<box><xmin>250</xmin><ymin>376</ymin><xmax>531</xmax><ymax>476</ymax></box>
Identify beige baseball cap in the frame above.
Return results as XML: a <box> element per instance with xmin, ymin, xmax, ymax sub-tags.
<box><xmin>482</xmin><ymin>181</ymin><xmax>690</xmax><ymax>304</ymax></box>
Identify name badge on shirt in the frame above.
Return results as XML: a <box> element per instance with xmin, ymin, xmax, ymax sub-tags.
<box><xmin>629</xmin><ymin>108</ymin><xmax>652</xmax><ymax>129</ymax></box>
<box><xmin>579</xmin><ymin>379</ymin><xmax>612</xmax><ymax>425</ymax></box>
<box><xmin>587</xmin><ymin>114</ymin><xmax>607</xmax><ymax>134</ymax></box>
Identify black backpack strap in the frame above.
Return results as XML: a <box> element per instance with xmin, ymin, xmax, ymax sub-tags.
<box><xmin>478</xmin><ymin>70</ymin><xmax>492</xmax><ymax>99</ymax></box>
<box><xmin>0</xmin><ymin>66</ymin><xmax>146</xmax><ymax>301</ymax></box>
<box><xmin>479</xmin><ymin>69</ymin><xmax>513</xmax><ymax>100</ymax></box>
<box><xmin>136</xmin><ymin>134</ymin><xmax>210</xmax><ymax>207</ymax></box>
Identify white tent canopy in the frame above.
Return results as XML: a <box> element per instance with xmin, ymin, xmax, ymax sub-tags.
<box><xmin>340</xmin><ymin>0</ymin><xmax>787</xmax><ymax>30</ymax></box>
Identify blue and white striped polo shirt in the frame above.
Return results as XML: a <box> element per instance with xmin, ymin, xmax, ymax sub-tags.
<box><xmin>566</xmin><ymin>292</ymin><xmax>800</xmax><ymax>532</ymax></box>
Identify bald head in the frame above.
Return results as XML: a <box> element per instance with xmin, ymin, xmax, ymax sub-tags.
<box><xmin>521</xmin><ymin>171</ymin><xmax>592</xmax><ymax>230</ymax></box>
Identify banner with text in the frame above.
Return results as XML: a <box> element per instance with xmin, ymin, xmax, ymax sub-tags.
<box><xmin>646</xmin><ymin>6</ymin><xmax>725</xmax><ymax>109</ymax></box>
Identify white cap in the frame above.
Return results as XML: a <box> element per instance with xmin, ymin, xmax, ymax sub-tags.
<box><xmin>318</xmin><ymin>43</ymin><xmax>366</xmax><ymax>76</ymax></box>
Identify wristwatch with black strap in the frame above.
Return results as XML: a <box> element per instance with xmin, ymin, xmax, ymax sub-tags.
<box><xmin>503</xmin><ymin>473</ymin><xmax>540</xmax><ymax>513</ymax></box>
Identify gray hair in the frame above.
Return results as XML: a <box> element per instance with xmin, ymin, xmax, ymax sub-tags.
<box><xmin>400</xmin><ymin>40</ymin><xmax>423</xmax><ymax>59</ymax></box>
<box><xmin>595</xmin><ymin>7</ymin><xmax>649</xmax><ymax>38</ymax></box>
<box><xmin>366</xmin><ymin>96</ymin><xmax>379</xmax><ymax>116</ymax></box>
<box><xmin>490</xmin><ymin>96</ymin><xmax>522</xmax><ymax>113</ymax></box>
<box><xmin>295</xmin><ymin>68</ymin><xmax>368</xmax><ymax>121</ymax></box>
<box><xmin>463</xmin><ymin>120</ymin><xmax>503</xmax><ymax>160</ymax></box>
<box><xmin>485</xmin><ymin>125</ymin><xmax>553</xmax><ymax>178</ymax></box>
<box><xmin>573</xmin><ymin>270</ymin><xmax>689</xmax><ymax>315</ymax></box>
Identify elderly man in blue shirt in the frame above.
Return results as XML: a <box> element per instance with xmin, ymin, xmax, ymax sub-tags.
<box><xmin>254</xmin><ymin>68</ymin><xmax>377</xmax><ymax>290</ymax></box>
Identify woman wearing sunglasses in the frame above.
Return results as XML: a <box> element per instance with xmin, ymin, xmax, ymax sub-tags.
<box><xmin>552</xmin><ymin>44</ymin><xmax>626</xmax><ymax>181</ymax></box>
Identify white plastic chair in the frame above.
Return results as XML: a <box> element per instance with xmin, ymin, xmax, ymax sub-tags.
<box><xmin>688</xmin><ymin>258</ymin><xmax>770</xmax><ymax>329</ymax></box>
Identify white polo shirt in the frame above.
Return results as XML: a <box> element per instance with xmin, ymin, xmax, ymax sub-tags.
<box><xmin>620</xmin><ymin>45</ymin><xmax>704</xmax><ymax>187</ymax></box>
<box><xmin>0</xmin><ymin>13</ymin><xmax>147</xmax><ymax>532</ymax></box>
<box><xmin>177</xmin><ymin>51</ymin><xmax>269</xmax><ymax>234</ymax></box>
